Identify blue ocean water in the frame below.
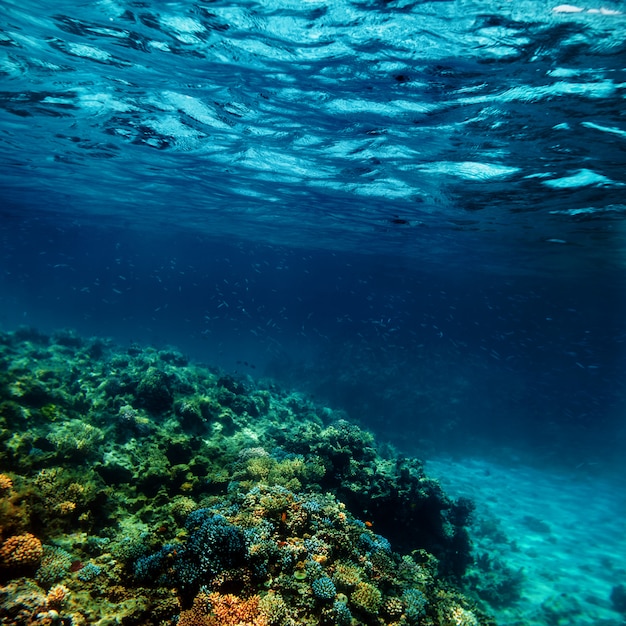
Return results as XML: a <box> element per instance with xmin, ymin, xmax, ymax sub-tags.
<box><xmin>2</xmin><ymin>2</ymin><xmax>626</xmax><ymax>625</ymax></box>
<box><xmin>1</xmin><ymin>0</ymin><xmax>625</xmax><ymax>468</ymax></box>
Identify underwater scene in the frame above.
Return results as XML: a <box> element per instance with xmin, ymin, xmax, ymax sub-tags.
<box><xmin>1</xmin><ymin>0</ymin><xmax>626</xmax><ymax>625</ymax></box>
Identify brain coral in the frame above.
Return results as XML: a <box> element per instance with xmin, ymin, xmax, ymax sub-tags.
<box><xmin>0</xmin><ymin>533</ymin><xmax>44</xmax><ymax>567</ymax></box>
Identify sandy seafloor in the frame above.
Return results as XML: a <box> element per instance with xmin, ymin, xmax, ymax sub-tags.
<box><xmin>425</xmin><ymin>456</ymin><xmax>626</xmax><ymax>626</ymax></box>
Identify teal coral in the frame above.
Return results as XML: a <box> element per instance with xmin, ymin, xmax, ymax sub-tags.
<box><xmin>35</xmin><ymin>545</ymin><xmax>73</xmax><ymax>585</ymax></box>
<box><xmin>333</xmin><ymin>599</ymin><xmax>352</xmax><ymax>625</ymax></box>
<box><xmin>403</xmin><ymin>587</ymin><xmax>428</xmax><ymax>622</ymax></box>
<box><xmin>76</xmin><ymin>562</ymin><xmax>102</xmax><ymax>582</ymax></box>
<box><xmin>311</xmin><ymin>576</ymin><xmax>336</xmax><ymax>601</ymax></box>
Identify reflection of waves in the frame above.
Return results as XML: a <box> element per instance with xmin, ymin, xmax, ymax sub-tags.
<box><xmin>0</xmin><ymin>0</ymin><xmax>625</xmax><ymax>260</ymax></box>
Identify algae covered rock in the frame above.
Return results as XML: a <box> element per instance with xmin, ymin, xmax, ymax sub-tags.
<box><xmin>279</xmin><ymin>420</ymin><xmax>475</xmax><ymax>578</ymax></box>
<box><xmin>136</xmin><ymin>367</ymin><xmax>174</xmax><ymax>413</ymax></box>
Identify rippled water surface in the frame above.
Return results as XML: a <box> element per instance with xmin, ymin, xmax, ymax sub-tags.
<box><xmin>1</xmin><ymin>0</ymin><xmax>625</xmax><ymax>463</ymax></box>
<box><xmin>1</xmin><ymin>7</ymin><xmax>626</xmax><ymax>622</ymax></box>
<box><xmin>1</xmin><ymin>0</ymin><xmax>625</xmax><ymax>267</ymax></box>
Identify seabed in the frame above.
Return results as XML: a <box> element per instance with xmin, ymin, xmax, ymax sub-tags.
<box><xmin>0</xmin><ymin>328</ymin><xmax>493</xmax><ymax>626</ymax></box>
<box><xmin>2</xmin><ymin>328</ymin><xmax>624</xmax><ymax>626</ymax></box>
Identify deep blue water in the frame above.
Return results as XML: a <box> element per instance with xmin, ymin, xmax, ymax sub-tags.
<box><xmin>1</xmin><ymin>0</ymin><xmax>625</xmax><ymax>468</ymax></box>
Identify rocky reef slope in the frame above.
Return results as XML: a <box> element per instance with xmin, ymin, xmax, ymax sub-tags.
<box><xmin>0</xmin><ymin>328</ymin><xmax>492</xmax><ymax>626</ymax></box>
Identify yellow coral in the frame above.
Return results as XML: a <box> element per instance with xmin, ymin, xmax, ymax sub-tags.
<box><xmin>67</xmin><ymin>482</ymin><xmax>86</xmax><ymax>499</ymax></box>
<box><xmin>332</xmin><ymin>561</ymin><xmax>362</xmax><ymax>589</ymax></box>
<box><xmin>46</xmin><ymin>584</ymin><xmax>70</xmax><ymax>608</ymax></box>
<box><xmin>444</xmin><ymin>605</ymin><xmax>479</xmax><ymax>626</ymax></box>
<box><xmin>241</xmin><ymin>455</ymin><xmax>324</xmax><ymax>491</ymax></box>
<box><xmin>258</xmin><ymin>591</ymin><xmax>287</xmax><ymax>625</ymax></box>
<box><xmin>56</xmin><ymin>501</ymin><xmax>76</xmax><ymax>515</ymax></box>
<box><xmin>0</xmin><ymin>473</ymin><xmax>13</xmax><ymax>492</ymax></box>
<box><xmin>170</xmin><ymin>495</ymin><xmax>198</xmax><ymax>522</ymax></box>
<box><xmin>351</xmin><ymin>581</ymin><xmax>382</xmax><ymax>615</ymax></box>
<box><xmin>384</xmin><ymin>597</ymin><xmax>404</xmax><ymax>619</ymax></box>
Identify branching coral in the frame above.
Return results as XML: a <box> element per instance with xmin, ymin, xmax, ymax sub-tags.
<box><xmin>45</xmin><ymin>584</ymin><xmax>70</xmax><ymax>608</ymax></box>
<box><xmin>35</xmin><ymin>545</ymin><xmax>73</xmax><ymax>584</ymax></box>
<box><xmin>443</xmin><ymin>604</ymin><xmax>480</xmax><ymax>626</ymax></box>
<box><xmin>176</xmin><ymin>592</ymin><xmax>214</xmax><ymax>626</ymax></box>
<box><xmin>208</xmin><ymin>592</ymin><xmax>268</xmax><ymax>626</ymax></box>
<box><xmin>311</xmin><ymin>576</ymin><xmax>336</xmax><ymax>601</ymax></box>
<box><xmin>258</xmin><ymin>591</ymin><xmax>287</xmax><ymax>625</ymax></box>
<box><xmin>332</xmin><ymin>561</ymin><xmax>362</xmax><ymax>590</ymax></box>
<box><xmin>0</xmin><ymin>473</ymin><xmax>13</xmax><ymax>492</ymax></box>
<box><xmin>46</xmin><ymin>419</ymin><xmax>104</xmax><ymax>456</ymax></box>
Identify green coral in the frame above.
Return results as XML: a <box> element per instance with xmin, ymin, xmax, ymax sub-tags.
<box><xmin>351</xmin><ymin>581</ymin><xmax>383</xmax><ymax>615</ymax></box>
<box><xmin>35</xmin><ymin>545</ymin><xmax>73</xmax><ymax>585</ymax></box>
<box><xmin>46</xmin><ymin>419</ymin><xmax>104</xmax><ymax>457</ymax></box>
<box><xmin>40</xmin><ymin>404</ymin><xmax>63</xmax><ymax>421</ymax></box>
<box><xmin>332</xmin><ymin>561</ymin><xmax>362</xmax><ymax>590</ymax></box>
<box><xmin>136</xmin><ymin>367</ymin><xmax>175</xmax><ymax>413</ymax></box>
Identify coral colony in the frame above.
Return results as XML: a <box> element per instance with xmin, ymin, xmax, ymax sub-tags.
<box><xmin>0</xmin><ymin>329</ymin><xmax>493</xmax><ymax>625</ymax></box>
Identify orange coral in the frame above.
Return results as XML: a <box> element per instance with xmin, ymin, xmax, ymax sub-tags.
<box><xmin>0</xmin><ymin>473</ymin><xmax>13</xmax><ymax>492</ymax></box>
<box><xmin>177</xmin><ymin>593</ymin><xmax>214</xmax><ymax>626</ymax></box>
<box><xmin>0</xmin><ymin>532</ymin><xmax>43</xmax><ymax>567</ymax></box>
<box><xmin>209</xmin><ymin>592</ymin><xmax>268</xmax><ymax>626</ymax></box>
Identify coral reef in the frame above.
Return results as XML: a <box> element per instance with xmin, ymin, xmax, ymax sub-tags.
<box><xmin>0</xmin><ymin>328</ymin><xmax>494</xmax><ymax>626</ymax></box>
<box><xmin>464</xmin><ymin>551</ymin><xmax>524</xmax><ymax>608</ymax></box>
<box><xmin>351</xmin><ymin>581</ymin><xmax>383</xmax><ymax>616</ymax></box>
